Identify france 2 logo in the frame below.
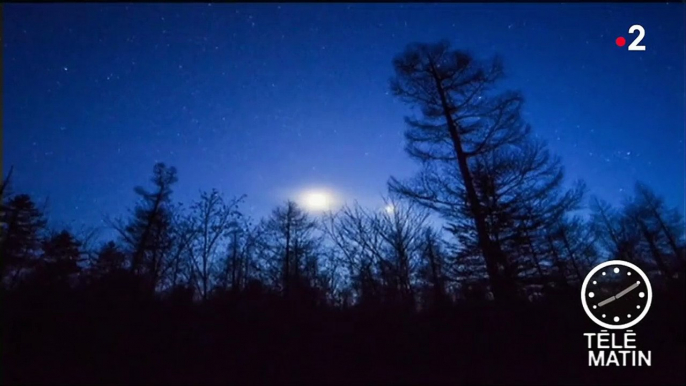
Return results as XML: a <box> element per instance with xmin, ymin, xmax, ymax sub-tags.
<box><xmin>615</xmin><ymin>25</ymin><xmax>646</xmax><ymax>51</ymax></box>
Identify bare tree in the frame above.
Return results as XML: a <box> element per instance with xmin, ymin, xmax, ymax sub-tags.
<box><xmin>392</xmin><ymin>111</ymin><xmax>583</xmax><ymax>299</ymax></box>
<box><xmin>323</xmin><ymin>202</ymin><xmax>383</xmax><ymax>306</ymax></box>
<box><xmin>545</xmin><ymin>216</ymin><xmax>599</xmax><ymax>286</ymax></box>
<box><xmin>388</xmin><ymin>41</ymin><xmax>531</xmax><ymax>302</ymax></box>
<box><xmin>1</xmin><ymin>194</ymin><xmax>47</xmax><ymax>289</ymax></box>
<box><xmin>622</xmin><ymin>182</ymin><xmax>685</xmax><ymax>281</ymax></box>
<box><xmin>184</xmin><ymin>190</ymin><xmax>243</xmax><ymax>300</ymax></box>
<box><xmin>215</xmin><ymin>217</ymin><xmax>258</xmax><ymax>293</ymax></box>
<box><xmin>590</xmin><ymin>197</ymin><xmax>642</xmax><ymax>263</ymax></box>
<box><xmin>112</xmin><ymin>162</ymin><xmax>179</xmax><ymax>295</ymax></box>
<box><xmin>632</xmin><ymin>182</ymin><xmax>685</xmax><ymax>261</ymax></box>
<box><xmin>416</xmin><ymin>227</ymin><xmax>451</xmax><ymax>309</ymax></box>
<box><xmin>261</xmin><ymin>201</ymin><xmax>321</xmax><ymax>298</ymax></box>
<box><xmin>324</xmin><ymin>197</ymin><xmax>430</xmax><ymax>308</ymax></box>
<box><xmin>162</xmin><ymin>207</ymin><xmax>199</xmax><ymax>290</ymax></box>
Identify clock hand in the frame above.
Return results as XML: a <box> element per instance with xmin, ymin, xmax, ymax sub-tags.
<box><xmin>597</xmin><ymin>295</ymin><xmax>616</xmax><ymax>308</ymax></box>
<box><xmin>615</xmin><ymin>281</ymin><xmax>639</xmax><ymax>299</ymax></box>
<box><xmin>596</xmin><ymin>281</ymin><xmax>641</xmax><ymax>308</ymax></box>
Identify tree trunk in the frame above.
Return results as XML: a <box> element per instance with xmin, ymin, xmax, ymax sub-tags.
<box><xmin>430</xmin><ymin>64</ymin><xmax>514</xmax><ymax>303</ymax></box>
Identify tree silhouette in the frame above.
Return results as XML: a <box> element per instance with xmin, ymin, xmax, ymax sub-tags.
<box><xmin>621</xmin><ymin>183</ymin><xmax>685</xmax><ymax>282</ymax></box>
<box><xmin>416</xmin><ymin>227</ymin><xmax>451</xmax><ymax>309</ymax></box>
<box><xmin>33</xmin><ymin>229</ymin><xmax>83</xmax><ymax>287</ymax></box>
<box><xmin>324</xmin><ymin>197</ymin><xmax>431</xmax><ymax>309</ymax></box>
<box><xmin>590</xmin><ymin>196</ymin><xmax>639</xmax><ymax>261</ymax></box>
<box><xmin>261</xmin><ymin>200</ymin><xmax>322</xmax><ymax>300</ymax></box>
<box><xmin>214</xmin><ymin>215</ymin><xmax>256</xmax><ymax>293</ymax></box>
<box><xmin>1</xmin><ymin>194</ymin><xmax>47</xmax><ymax>289</ymax></box>
<box><xmin>631</xmin><ymin>182</ymin><xmax>685</xmax><ymax>262</ymax></box>
<box><xmin>544</xmin><ymin>216</ymin><xmax>599</xmax><ymax>288</ymax></box>
<box><xmin>91</xmin><ymin>241</ymin><xmax>127</xmax><ymax>277</ymax></box>
<box><xmin>387</xmin><ymin>41</ymin><xmax>528</xmax><ymax>302</ymax></box>
<box><xmin>184</xmin><ymin>189</ymin><xmax>243</xmax><ymax>300</ymax></box>
<box><xmin>113</xmin><ymin>162</ymin><xmax>178</xmax><ymax>295</ymax></box>
<box><xmin>0</xmin><ymin>165</ymin><xmax>14</xmax><ymax>199</ymax></box>
<box><xmin>387</xmin><ymin>41</ymin><xmax>584</xmax><ymax>302</ymax></box>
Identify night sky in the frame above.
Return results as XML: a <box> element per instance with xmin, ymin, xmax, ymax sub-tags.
<box><xmin>3</xmin><ymin>3</ymin><xmax>685</xmax><ymax>235</ymax></box>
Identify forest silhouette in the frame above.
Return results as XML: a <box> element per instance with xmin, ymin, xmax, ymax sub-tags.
<box><xmin>2</xmin><ymin>41</ymin><xmax>684</xmax><ymax>385</ymax></box>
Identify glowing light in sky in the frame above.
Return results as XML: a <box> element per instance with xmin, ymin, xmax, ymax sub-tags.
<box><xmin>299</xmin><ymin>189</ymin><xmax>334</xmax><ymax>212</ymax></box>
<box><xmin>384</xmin><ymin>204</ymin><xmax>395</xmax><ymax>214</ymax></box>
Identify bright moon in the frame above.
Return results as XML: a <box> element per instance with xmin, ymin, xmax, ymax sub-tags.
<box><xmin>301</xmin><ymin>190</ymin><xmax>333</xmax><ymax>212</ymax></box>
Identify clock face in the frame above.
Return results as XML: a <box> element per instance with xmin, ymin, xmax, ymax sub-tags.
<box><xmin>581</xmin><ymin>260</ymin><xmax>652</xmax><ymax>330</ymax></box>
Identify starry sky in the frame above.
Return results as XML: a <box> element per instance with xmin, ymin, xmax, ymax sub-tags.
<box><xmin>3</xmin><ymin>3</ymin><xmax>685</xmax><ymax>234</ymax></box>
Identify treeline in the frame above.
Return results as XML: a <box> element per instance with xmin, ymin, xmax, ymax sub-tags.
<box><xmin>1</xmin><ymin>163</ymin><xmax>683</xmax><ymax>309</ymax></box>
<box><xmin>2</xmin><ymin>40</ymin><xmax>685</xmax><ymax>384</ymax></box>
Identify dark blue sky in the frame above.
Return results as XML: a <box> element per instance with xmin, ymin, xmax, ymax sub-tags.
<box><xmin>4</xmin><ymin>3</ymin><xmax>685</xmax><ymax>233</ymax></box>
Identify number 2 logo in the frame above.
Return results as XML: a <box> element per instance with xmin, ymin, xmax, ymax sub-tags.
<box><xmin>628</xmin><ymin>25</ymin><xmax>646</xmax><ymax>51</ymax></box>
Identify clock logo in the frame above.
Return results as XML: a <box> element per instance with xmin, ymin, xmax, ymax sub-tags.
<box><xmin>581</xmin><ymin>260</ymin><xmax>652</xmax><ymax>330</ymax></box>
